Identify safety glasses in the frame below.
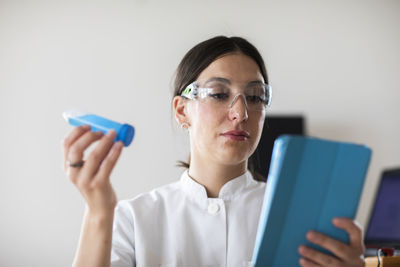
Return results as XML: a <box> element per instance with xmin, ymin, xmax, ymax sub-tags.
<box><xmin>180</xmin><ymin>79</ymin><xmax>272</xmax><ymax>111</ymax></box>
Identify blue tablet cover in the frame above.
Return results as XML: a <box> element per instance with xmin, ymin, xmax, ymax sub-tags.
<box><xmin>252</xmin><ymin>135</ymin><xmax>372</xmax><ymax>267</ymax></box>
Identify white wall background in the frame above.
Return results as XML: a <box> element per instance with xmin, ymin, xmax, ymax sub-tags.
<box><xmin>0</xmin><ymin>0</ymin><xmax>399</xmax><ymax>266</ymax></box>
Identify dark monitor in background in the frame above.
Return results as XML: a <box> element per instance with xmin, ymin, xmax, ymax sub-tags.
<box><xmin>251</xmin><ymin>115</ymin><xmax>305</xmax><ymax>178</ymax></box>
<box><xmin>364</xmin><ymin>168</ymin><xmax>400</xmax><ymax>249</ymax></box>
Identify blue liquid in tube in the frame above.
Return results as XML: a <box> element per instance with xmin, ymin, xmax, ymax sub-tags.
<box><xmin>63</xmin><ymin>110</ymin><xmax>135</xmax><ymax>147</ymax></box>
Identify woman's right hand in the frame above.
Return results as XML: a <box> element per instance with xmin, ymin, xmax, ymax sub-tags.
<box><xmin>62</xmin><ymin>125</ymin><xmax>124</xmax><ymax>217</ymax></box>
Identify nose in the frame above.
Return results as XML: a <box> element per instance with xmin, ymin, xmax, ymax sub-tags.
<box><xmin>228</xmin><ymin>94</ymin><xmax>248</xmax><ymax>122</ymax></box>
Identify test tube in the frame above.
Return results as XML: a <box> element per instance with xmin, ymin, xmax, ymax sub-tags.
<box><xmin>63</xmin><ymin>109</ymin><xmax>135</xmax><ymax>147</ymax></box>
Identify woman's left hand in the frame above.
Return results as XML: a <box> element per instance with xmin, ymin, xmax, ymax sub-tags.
<box><xmin>298</xmin><ymin>217</ymin><xmax>365</xmax><ymax>267</ymax></box>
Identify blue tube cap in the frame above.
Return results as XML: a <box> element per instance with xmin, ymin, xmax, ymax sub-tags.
<box><xmin>118</xmin><ymin>124</ymin><xmax>135</xmax><ymax>147</ymax></box>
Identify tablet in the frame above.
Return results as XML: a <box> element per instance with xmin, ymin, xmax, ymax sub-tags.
<box><xmin>252</xmin><ymin>135</ymin><xmax>372</xmax><ymax>266</ymax></box>
<box><xmin>365</xmin><ymin>168</ymin><xmax>400</xmax><ymax>249</ymax></box>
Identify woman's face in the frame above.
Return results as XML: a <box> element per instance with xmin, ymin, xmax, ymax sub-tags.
<box><xmin>184</xmin><ymin>52</ymin><xmax>266</xmax><ymax>167</ymax></box>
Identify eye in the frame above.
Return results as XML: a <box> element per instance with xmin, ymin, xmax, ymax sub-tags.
<box><xmin>206</xmin><ymin>83</ymin><xmax>230</xmax><ymax>101</ymax></box>
<box><xmin>245</xmin><ymin>84</ymin><xmax>268</xmax><ymax>104</ymax></box>
<box><xmin>209</xmin><ymin>93</ymin><xmax>229</xmax><ymax>100</ymax></box>
<box><xmin>246</xmin><ymin>95</ymin><xmax>266</xmax><ymax>104</ymax></box>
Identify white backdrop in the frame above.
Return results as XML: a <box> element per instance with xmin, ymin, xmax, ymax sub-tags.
<box><xmin>0</xmin><ymin>1</ymin><xmax>399</xmax><ymax>266</ymax></box>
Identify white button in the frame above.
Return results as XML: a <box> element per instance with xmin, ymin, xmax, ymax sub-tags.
<box><xmin>208</xmin><ymin>203</ymin><xmax>220</xmax><ymax>214</ymax></box>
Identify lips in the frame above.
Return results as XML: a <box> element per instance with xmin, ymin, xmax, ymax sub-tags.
<box><xmin>221</xmin><ymin>130</ymin><xmax>250</xmax><ymax>141</ymax></box>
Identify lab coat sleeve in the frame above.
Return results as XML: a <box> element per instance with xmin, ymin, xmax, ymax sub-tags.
<box><xmin>111</xmin><ymin>201</ymin><xmax>136</xmax><ymax>267</ymax></box>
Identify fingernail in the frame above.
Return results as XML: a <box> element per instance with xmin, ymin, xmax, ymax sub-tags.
<box><xmin>299</xmin><ymin>246</ymin><xmax>309</xmax><ymax>254</ymax></box>
<box><xmin>106</xmin><ymin>129</ymin><xmax>116</xmax><ymax>137</ymax></box>
<box><xmin>116</xmin><ymin>144</ymin><xmax>122</xmax><ymax>152</ymax></box>
<box><xmin>94</xmin><ymin>131</ymin><xmax>104</xmax><ymax>137</ymax></box>
<box><xmin>82</xmin><ymin>125</ymin><xmax>91</xmax><ymax>130</ymax></box>
<box><xmin>111</xmin><ymin>142</ymin><xmax>123</xmax><ymax>155</ymax></box>
<box><xmin>306</xmin><ymin>231</ymin><xmax>317</xmax><ymax>240</ymax></box>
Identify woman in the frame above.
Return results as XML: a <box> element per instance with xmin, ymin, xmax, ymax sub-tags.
<box><xmin>62</xmin><ymin>36</ymin><xmax>365</xmax><ymax>267</ymax></box>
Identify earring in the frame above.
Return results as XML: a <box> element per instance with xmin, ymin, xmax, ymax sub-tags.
<box><xmin>181</xmin><ymin>122</ymin><xmax>189</xmax><ymax>129</ymax></box>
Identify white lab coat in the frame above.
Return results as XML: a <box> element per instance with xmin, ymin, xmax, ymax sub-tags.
<box><xmin>111</xmin><ymin>170</ymin><xmax>265</xmax><ymax>267</ymax></box>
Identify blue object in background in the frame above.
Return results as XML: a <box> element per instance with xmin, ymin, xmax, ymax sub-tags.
<box><xmin>63</xmin><ymin>109</ymin><xmax>135</xmax><ymax>147</ymax></box>
<box><xmin>252</xmin><ymin>135</ymin><xmax>372</xmax><ymax>267</ymax></box>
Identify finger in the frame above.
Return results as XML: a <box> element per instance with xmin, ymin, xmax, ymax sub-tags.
<box><xmin>299</xmin><ymin>257</ymin><xmax>321</xmax><ymax>267</ymax></box>
<box><xmin>62</xmin><ymin>125</ymin><xmax>91</xmax><ymax>171</ymax></box>
<box><xmin>95</xmin><ymin>141</ymin><xmax>124</xmax><ymax>183</ymax></box>
<box><xmin>332</xmin><ymin>218</ymin><xmax>364</xmax><ymax>249</ymax></box>
<box><xmin>298</xmin><ymin>245</ymin><xmax>341</xmax><ymax>266</ymax></box>
<box><xmin>81</xmin><ymin>130</ymin><xmax>117</xmax><ymax>179</ymax></box>
<box><xmin>67</xmin><ymin>130</ymin><xmax>105</xmax><ymax>182</ymax></box>
<box><xmin>306</xmin><ymin>230</ymin><xmax>351</xmax><ymax>260</ymax></box>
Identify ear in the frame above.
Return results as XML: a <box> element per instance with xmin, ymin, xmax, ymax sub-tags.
<box><xmin>173</xmin><ymin>96</ymin><xmax>190</xmax><ymax>126</ymax></box>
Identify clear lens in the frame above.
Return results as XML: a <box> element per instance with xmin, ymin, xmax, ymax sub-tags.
<box><xmin>181</xmin><ymin>81</ymin><xmax>271</xmax><ymax>111</ymax></box>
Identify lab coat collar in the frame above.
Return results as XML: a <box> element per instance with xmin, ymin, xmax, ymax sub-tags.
<box><xmin>180</xmin><ymin>169</ymin><xmax>256</xmax><ymax>202</ymax></box>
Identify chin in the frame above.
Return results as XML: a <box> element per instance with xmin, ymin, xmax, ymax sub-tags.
<box><xmin>215</xmin><ymin>149</ymin><xmax>251</xmax><ymax>166</ymax></box>
<box><xmin>221</xmin><ymin>139</ymin><xmax>256</xmax><ymax>156</ymax></box>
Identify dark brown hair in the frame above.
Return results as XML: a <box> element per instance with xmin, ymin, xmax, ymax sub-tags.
<box><xmin>173</xmin><ymin>36</ymin><xmax>268</xmax><ymax>182</ymax></box>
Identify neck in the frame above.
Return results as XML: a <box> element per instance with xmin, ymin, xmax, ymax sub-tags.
<box><xmin>188</xmin><ymin>155</ymin><xmax>247</xmax><ymax>198</ymax></box>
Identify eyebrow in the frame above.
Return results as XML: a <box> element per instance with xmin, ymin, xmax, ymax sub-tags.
<box><xmin>204</xmin><ymin>77</ymin><xmax>231</xmax><ymax>85</ymax></box>
<box><xmin>247</xmin><ymin>80</ymin><xmax>265</xmax><ymax>85</ymax></box>
<box><xmin>204</xmin><ymin>77</ymin><xmax>265</xmax><ymax>86</ymax></box>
